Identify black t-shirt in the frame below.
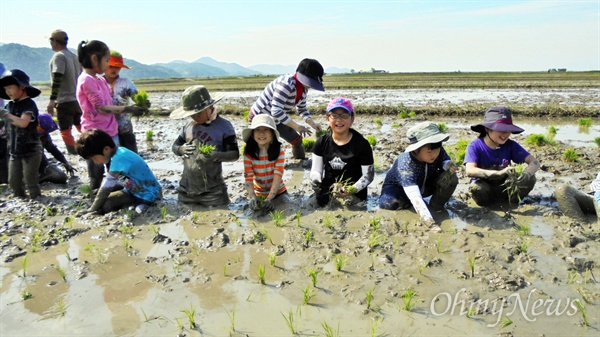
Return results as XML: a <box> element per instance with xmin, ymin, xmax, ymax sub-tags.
<box><xmin>313</xmin><ymin>128</ymin><xmax>374</xmax><ymax>200</ymax></box>
<box><xmin>6</xmin><ymin>98</ymin><xmax>40</xmax><ymax>158</ymax></box>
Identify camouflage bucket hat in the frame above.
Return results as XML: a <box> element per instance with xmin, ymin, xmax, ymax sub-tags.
<box><xmin>169</xmin><ymin>85</ymin><xmax>226</xmax><ymax>119</ymax></box>
<box><xmin>405</xmin><ymin>122</ymin><xmax>450</xmax><ymax>152</ymax></box>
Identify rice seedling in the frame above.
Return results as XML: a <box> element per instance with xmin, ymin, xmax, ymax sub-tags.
<box><xmin>437</xmin><ymin>123</ymin><xmax>448</xmax><ymax>133</ymax></box>
<box><xmin>63</xmin><ymin>216</ymin><xmax>73</xmax><ymax>228</ymax></box>
<box><xmin>246</xmin><ymin>291</ymin><xmax>253</xmax><ymax>302</ymax></box>
<box><xmin>374</xmin><ymin>117</ymin><xmax>382</xmax><ymax>126</ymax></box>
<box><xmin>123</xmin><ymin>237</ymin><xmax>133</xmax><ymax>253</ymax></box>
<box><xmin>334</xmin><ymin>254</ymin><xmax>347</xmax><ymax>271</ymax></box>
<box><xmin>517</xmin><ymin>240</ymin><xmax>530</xmax><ymax>254</ymax></box>
<box><xmin>120</xmin><ymin>224</ymin><xmax>134</xmax><ymax>235</ymax></box>
<box><xmin>566</xmin><ymin>270</ymin><xmax>579</xmax><ymax>284</ymax></box>
<box><xmin>304</xmin><ymin>229</ymin><xmax>313</xmax><ymax>247</ymax></box>
<box><xmin>578</xmin><ymin>118</ymin><xmax>592</xmax><ymax>127</ymax></box>
<box><xmin>548</xmin><ymin>125</ymin><xmax>557</xmax><ymax>135</ymax></box>
<box><xmin>223</xmin><ymin>263</ymin><xmax>228</xmax><ymax>277</ymax></box>
<box><xmin>315</xmin><ymin>129</ymin><xmax>328</xmax><ymax>138</ymax></box>
<box><xmin>21</xmin><ymin>255</ymin><xmax>28</xmax><ymax>278</ymax></box>
<box><xmin>593</xmin><ymin>136</ymin><xmax>600</xmax><ymax>147</ymax></box>
<box><xmin>369</xmin><ymin>216</ymin><xmax>381</xmax><ymax>232</ymax></box>
<box><xmin>303</xmin><ymin>285</ymin><xmax>314</xmax><ymax>305</ymax></box>
<box><xmin>257</xmin><ymin>264</ymin><xmax>266</xmax><ymax>284</ymax></box>
<box><xmin>398</xmin><ymin>109</ymin><xmax>409</xmax><ymax>119</ymax></box>
<box><xmin>366</xmin><ymin>135</ymin><xmax>377</xmax><ymax>146</ymax></box>
<box><xmin>132</xmin><ymin>90</ymin><xmax>150</xmax><ymax>109</ymax></box>
<box><xmin>270</xmin><ymin>209</ymin><xmax>285</xmax><ymax>227</ymax></box>
<box><xmin>365</xmin><ymin>288</ymin><xmax>374</xmax><ymax>310</ymax></box>
<box><xmin>80</xmin><ymin>184</ymin><xmax>92</xmax><ymax>195</ymax></box>
<box><xmin>160</xmin><ymin>205</ymin><xmax>168</xmax><ymax>219</ymax></box>
<box><xmin>225</xmin><ymin>304</ymin><xmax>236</xmax><ymax>333</ymax></box>
<box><xmin>391</xmin><ymin>122</ymin><xmax>400</xmax><ymax>128</ymax></box>
<box><xmin>191</xmin><ymin>211</ymin><xmax>200</xmax><ymax>223</ymax></box>
<box><xmin>51</xmin><ymin>297</ymin><xmax>68</xmax><ymax>317</ymax></box>
<box><xmin>243</xmin><ymin>110</ymin><xmax>250</xmax><ymax>121</ymax></box>
<box><xmin>307</xmin><ymin>268</ymin><xmax>319</xmax><ymax>287</ymax></box>
<box><xmin>466</xmin><ymin>306</ymin><xmax>477</xmax><ymax>318</ymax></box>
<box><xmin>573</xmin><ymin>299</ymin><xmax>589</xmax><ymax>327</ymax></box>
<box><xmin>149</xmin><ymin>224</ymin><xmax>159</xmax><ymax>236</ymax></box>
<box><xmin>21</xmin><ymin>291</ymin><xmax>32</xmax><ymax>300</ymax></box>
<box><xmin>281</xmin><ymin>309</ymin><xmax>298</xmax><ymax>335</ymax></box>
<box><xmin>435</xmin><ymin>236</ymin><xmax>451</xmax><ymax>253</ymax></box>
<box><xmin>369</xmin><ymin>319</ymin><xmax>382</xmax><ymax>337</ymax></box>
<box><xmin>499</xmin><ymin>317</ymin><xmax>513</xmax><ymax>328</ymax></box>
<box><xmin>269</xmin><ymin>252</ymin><xmax>277</xmax><ymax>267</ymax></box>
<box><xmin>30</xmin><ymin>230</ymin><xmax>42</xmax><ymax>252</ymax></box>
<box><xmin>401</xmin><ymin>287</ymin><xmax>417</xmax><ymax>311</ymax></box>
<box><xmin>145</xmin><ymin>129</ymin><xmax>154</xmax><ymax>141</ymax></box>
<box><xmin>321</xmin><ymin>320</ymin><xmax>340</xmax><ymax>337</ymax></box>
<box><xmin>295</xmin><ymin>211</ymin><xmax>302</xmax><ymax>227</ymax></box>
<box><xmin>467</xmin><ymin>255</ymin><xmax>476</xmax><ymax>278</ymax></box>
<box><xmin>323</xmin><ymin>214</ymin><xmax>333</xmax><ymax>229</ymax></box>
<box><xmin>563</xmin><ymin>148</ymin><xmax>578</xmax><ymax>162</ymax></box>
<box><xmin>43</xmin><ymin>205</ymin><xmax>57</xmax><ymax>216</ymax></box>
<box><xmin>448</xmin><ymin>139</ymin><xmax>469</xmax><ymax>165</ymax></box>
<box><xmin>515</xmin><ymin>223</ymin><xmax>531</xmax><ymax>236</ymax></box>
<box><xmin>175</xmin><ymin>318</ymin><xmax>184</xmax><ymax>333</ymax></box>
<box><xmin>56</xmin><ymin>265</ymin><xmax>67</xmax><ymax>282</ymax></box>
<box><xmin>141</xmin><ymin>308</ymin><xmax>150</xmax><ymax>323</ymax></box>
<box><xmin>125</xmin><ymin>209</ymin><xmax>136</xmax><ymax>220</ymax></box>
<box><xmin>180</xmin><ymin>304</ymin><xmax>197</xmax><ymax>329</ymax></box>
<box><xmin>408</xmin><ymin>111</ymin><xmax>417</xmax><ymax>118</ymax></box>
<box><xmin>367</xmin><ymin>233</ymin><xmax>385</xmax><ymax>249</ymax></box>
<box><xmin>197</xmin><ymin>142</ymin><xmax>216</xmax><ymax>155</ymax></box>
<box><xmin>524</xmin><ymin>133</ymin><xmax>556</xmax><ymax>147</ymax></box>
<box><xmin>302</xmin><ymin>138</ymin><xmax>316</xmax><ymax>152</ymax></box>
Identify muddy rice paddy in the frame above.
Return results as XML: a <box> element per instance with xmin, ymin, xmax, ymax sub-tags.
<box><xmin>1</xmin><ymin>89</ymin><xmax>599</xmax><ymax>336</ymax></box>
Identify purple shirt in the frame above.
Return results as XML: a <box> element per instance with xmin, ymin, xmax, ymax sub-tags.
<box><xmin>464</xmin><ymin>137</ymin><xmax>530</xmax><ymax>171</ymax></box>
<box><xmin>77</xmin><ymin>72</ymin><xmax>118</xmax><ymax>137</ymax></box>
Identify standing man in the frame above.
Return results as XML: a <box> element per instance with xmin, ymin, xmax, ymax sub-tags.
<box><xmin>47</xmin><ymin>29</ymin><xmax>83</xmax><ymax>155</ymax></box>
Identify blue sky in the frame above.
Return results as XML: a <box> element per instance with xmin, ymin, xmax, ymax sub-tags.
<box><xmin>0</xmin><ymin>0</ymin><xmax>598</xmax><ymax>72</ymax></box>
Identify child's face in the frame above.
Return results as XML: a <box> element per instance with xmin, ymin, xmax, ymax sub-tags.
<box><xmin>253</xmin><ymin>126</ymin><xmax>274</xmax><ymax>147</ymax></box>
<box><xmin>191</xmin><ymin>106</ymin><xmax>214</xmax><ymax>124</ymax></box>
<box><xmin>104</xmin><ymin>66</ymin><xmax>122</xmax><ymax>80</ymax></box>
<box><xmin>3</xmin><ymin>84</ymin><xmax>26</xmax><ymax>101</ymax></box>
<box><xmin>90</xmin><ymin>146</ymin><xmax>112</xmax><ymax>164</ymax></box>
<box><xmin>95</xmin><ymin>52</ymin><xmax>110</xmax><ymax>74</ymax></box>
<box><xmin>486</xmin><ymin>129</ymin><xmax>512</xmax><ymax>145</ymax></box>
<box><xmin>326</xmin><ymin>108</ymin><xmax>353</xmax><ymax>134</ymax></box>
<box><xmin>413</xmin><ymin>145</ymin><xmax>441</xmax><ymax>164</ymax></box>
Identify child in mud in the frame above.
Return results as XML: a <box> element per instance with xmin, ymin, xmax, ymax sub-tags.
<box><xmin>464</xmin><ymin>106</ymin><xmax>539</xmax><ymax>206</ymax></box>
<box><xmin>310</xmin><ymin>97</ymin><xmax>374</xmax><ymax>207</ymax></box>
<box><xmin>379</xmin><ymin>122</ymin><xmax>458</xmax><ymax>231</ymax></box>
<box><xmin>554</xmin><ymin>171</ymin><xmax>600</xmax><ymax>223</ymax></box>
<box><xmin>76</xmin><ymin>40</ymin><xmax>146</xmax><ymax>190</ymax></box>
<box><xmin>103</xmin><ymin>50</ymin><xmax>140</xmax><ymax>153</ymax></box>
<box><xmin>0</xmin><ymin>69</ymin><xmax>43</xmax><ymax>198</ymax></box>
<box><xmin>37</xmin><ymin>112</ymin><xmax>77</xmax><ymax>184</ymax></box>
<box><xmin>249</xmin><ymin>58</ymin><xmax>324</xmax><ymax>160</ymax></box>
<box><xmin>242</xmin><ymin>114</ymin><xmax>288</xmax><ymax>213</ymax></box>
<box><xmin>171</xmin><ymin>85</ymin><xmax>239</xmax><ymax>206</ymax></box>
<box><xmin>75</xmin><ymin>129</ymin><xmax>161</xmax><ymax>215</ymax></box>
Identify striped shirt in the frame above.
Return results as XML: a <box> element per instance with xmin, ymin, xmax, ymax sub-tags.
<box><xmin>244</xmin><ymin>150</ymin><xmax>287</xmax><ymax>197</ymax></box>
<box><xmin>250</xmin><ymin>74</ymin><xmax>311</xmax><ymax>125</ymax></box>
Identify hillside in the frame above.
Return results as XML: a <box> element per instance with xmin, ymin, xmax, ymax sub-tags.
<box><xmin>0</xmin><ymin>43</ymin><xmax>351</xmax><ymax>82</ymax></box>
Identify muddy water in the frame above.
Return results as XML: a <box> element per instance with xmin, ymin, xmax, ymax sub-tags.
<box><xmin>2</xmin><ymin>91</ymin><xmax>599</xmax><ymax>336</ymax></box>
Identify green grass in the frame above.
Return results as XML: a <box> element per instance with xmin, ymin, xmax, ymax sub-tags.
<box><xmin>524</xmin><ymin>133</ymin><xmax>556</xmax><ymax>147</ymax></box>
<box><xmin>595</xmin><ymin>137</ymin><xmax>600</xmax><ymax>147</ymax></box>
<box><xmin>563</xmin><ymin>148</ymin><xmax>578</xmax><ymax>162</ymax></box>
<box><xmin>303</xmin><ymin>285</ymin><xmax>314</xmax><ymax>305</ymax></box>
<box><xmin>365</xmin><ymin>135</ymin><xmax>377</xmax><ymax>146</ymax></box>
<box><xmin>518</xmin><ymin>240</ymin><xmax>530</xmax><ymax>254</ymax></box>
<box><xmin>334</xmin><ymin>254</ymin><xmax>347</xmax><ymax>271</ymax></box>
<box><xmin>437</xmin><ymin>123</ymin><xmax>448</xmax><ymax>133</ymax></box>
<box><xmin>323</xmin><ymin>214</ymin><xmax>333</xmax><ymax>229</ymax></box>
<box><xmin>374</xmin><ymin>117</ymin><xmax>382</xmax><ymax>126</ymax></box>
<box><xmin>369</xmin><ymin>216</ymin><xmax>381</xmax><ymax>232</ymax></box>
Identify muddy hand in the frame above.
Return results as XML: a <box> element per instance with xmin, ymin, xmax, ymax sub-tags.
<box><xmin>298</xmin><ymin>125</ymin><xmax>312</xmax><ymax>137</ymax></box>
<box><xmin>124</xmin><ymin>105</ymin><xmax>148</xmax><ymax>117</ymax></box>
<box><xmin>0</xmin><ymin>108</ymin><xmax>8</xmax><ymax>119</ymax></box>
<box><xmin>63</xmin><ymin>163</ymin><xmax>77</xmax><ymax>177</ymax></box>
<box><xmin>179</xmin><ymin>143</ymin><xmax>196</xmax><ymax>157</ymax></box>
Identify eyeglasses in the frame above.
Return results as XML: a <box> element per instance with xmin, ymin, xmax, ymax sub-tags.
<box><xmin>327</xmin><ymin>113</ymin><xmax>351</xmax><ymax>120</ymax></box>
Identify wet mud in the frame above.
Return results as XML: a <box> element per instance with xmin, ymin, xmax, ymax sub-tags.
<box><xmin>1</xmin><ymin>89</ymin><xmax>599</xmax><ymax>336</ymax></box>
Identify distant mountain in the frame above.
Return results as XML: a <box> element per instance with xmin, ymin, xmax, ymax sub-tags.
<box><xmin>0</xmin><ymin>42</ymin><xmax>352</xmax><ymax>82</ymax></box>
<box><xmin>194</xmin><ymin>57</ymin><xmax>260</xmax><ymax>76</ymax></box>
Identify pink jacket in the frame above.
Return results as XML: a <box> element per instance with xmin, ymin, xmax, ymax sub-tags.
<box><xmin>76</xmin><ymin>72</ymin><xmax>118</xmax><ymax>137</ymax></box>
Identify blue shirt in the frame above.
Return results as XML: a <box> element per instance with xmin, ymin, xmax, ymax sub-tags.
<box><xmin>109</xmin><ymin>147</ymin><xmax>162</xmax><ymax>202</ymax></box>
<box><xmin>382</xmin><ymin>147</ymin><xmax>450</xmax><ymax>192</ymax></box>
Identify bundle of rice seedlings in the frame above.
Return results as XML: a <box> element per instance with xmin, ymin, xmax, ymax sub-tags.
<box><xmin>133</xmin><ymin>91</ymin><xmax>150</xmax><ymax>109</ymax></box>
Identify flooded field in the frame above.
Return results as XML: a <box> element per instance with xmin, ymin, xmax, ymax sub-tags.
<box><xmin>1</xmin><ymin>89</ymin><xmax>599</xmax><ymax>336</ymax></box>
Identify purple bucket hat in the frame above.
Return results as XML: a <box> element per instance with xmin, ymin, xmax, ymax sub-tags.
<box><xmin>37</xmin><ymin>112</ymin><xmax>59</xmax><ymax>134</ymax></box>
<box><xmin>471</xmin><ymin>106</ymin><xmax>524</xmax><ymax>134</ymax></box>
<box><xmin>326</xmin><ymin>97</ymin><xmax>354</xmax><ymax>115</ymax></box>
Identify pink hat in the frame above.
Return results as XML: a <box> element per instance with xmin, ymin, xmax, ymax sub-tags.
<box><xmin>327</xmin><ymin>97</ymin><xmax>354</xmax><ymax>115</ymax></box>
